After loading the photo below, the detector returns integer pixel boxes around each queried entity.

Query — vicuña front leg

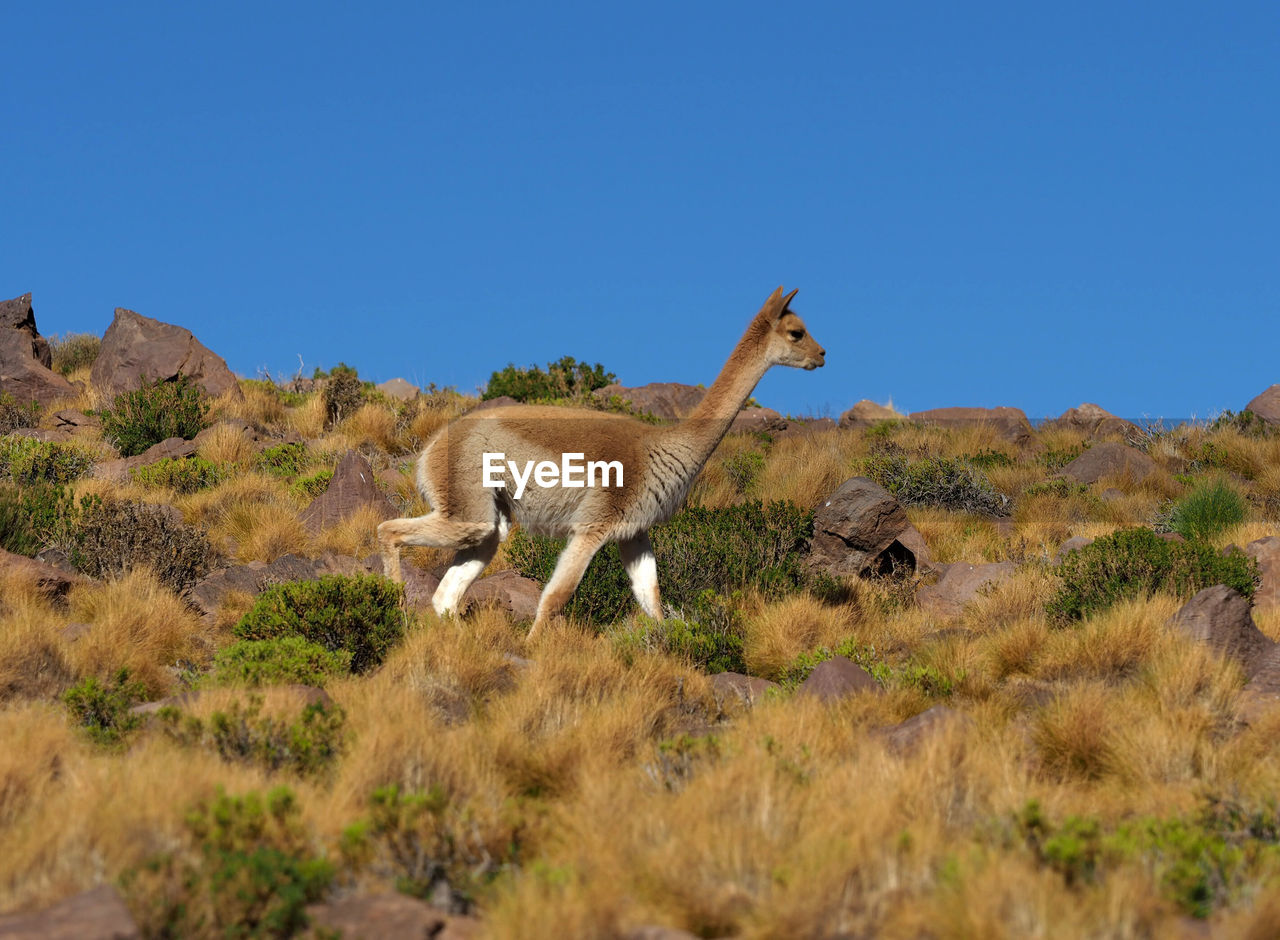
[619,531,661,619]
[527,530,608,641]
[377,512,495,584]
[432,530,500,617]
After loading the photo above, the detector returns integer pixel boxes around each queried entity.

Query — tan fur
[378,286,825,638]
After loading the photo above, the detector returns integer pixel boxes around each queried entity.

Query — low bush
[208,637,352,687]
[125,786,334,938]
[233,575,406,673]
[160,696,347,776]
[130,455,228,493]
[48,331,101,375]
[0,393,40,435]
[256,441,311,478]
[63,669,147,746]
[1208,409,1273,438]
[98,374,210,457]
[1167,477,1247,541]
[60,497,214,594]
[0,436,95,485]
[483,355,616,403]
[863,454,1010,515]
[611,591,747,673]
[1047,528,1259,622]
[506,500,813,624]
[322,363,365,425]
[722,449,766,494]
[288,468,332,501]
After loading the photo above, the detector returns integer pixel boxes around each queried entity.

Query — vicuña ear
[779,288,799,316]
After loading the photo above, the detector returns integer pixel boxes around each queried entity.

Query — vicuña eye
[788,329,805,340]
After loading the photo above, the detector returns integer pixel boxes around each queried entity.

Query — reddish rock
[1044,403,1138,439]
[187,554,335,618]
[377,377,419,402]
[0,548,85,603]
[1170,585,1275,675]
[1246,537,1280,610]
[52,409,98,429]
[306,893,479,940]
[464,569,542,620]
[1245,385,1280,425]
[730,406,788,434]
[710,671,780,708]
[839,399,903,429]
[300,451,397,534]
[467,395,518,412]
[908,406,1033,445]
[0,292,53,367]
[90,307,240,400]
[808,477,932,577]
[0,329,79,408]
[593,382,705,420]
[402,563,443,612]
[1053,535,1095,563]
[1060,441,1156,484]
[0,885,140,939]
[917,561,1018,619]
[882,705,972,756]
[777,416,837,436]
[796,656,882,702]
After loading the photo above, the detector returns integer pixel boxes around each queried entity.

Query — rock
[622,928,702,940]
[908,406,1033,445]
[187,553,333,618]
[1044,403,1138,439]
[730,406,788,434]
[402,563,443,612]
[52,409,98,429]
[0,329,79,408]
[917,561,1018,619]
[464,569,542,620]
[1099,487,1126,502]
[90,307,240,400]
[710,672,780,709]
[377,377,419,402]
[306,893,480,940]
[1245,385,1280,425]
[1170,585,1275,675]
[839,399,903,429]
[796,656,882,702]
[808,477,932,577]
[300,451,397,534]
[0,292,53,367]
[467,395,518,412]
[1246,537,1280,610]
[1053,535,1095,563]
[882,705,972,755]
[0,547,85,603]
[1059,441,1157,484]
[0,884,140,939]
[593,382,705,420]
[777,416,837,436]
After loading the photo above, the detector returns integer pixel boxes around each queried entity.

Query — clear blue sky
[5,2,1278,420]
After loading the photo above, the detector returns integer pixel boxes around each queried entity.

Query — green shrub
[256,441,311,478]
[483,355,616,403]
[63,669,147,746]
[0,484,40,555]
[160,696,347,776]
[1168,477,1247,541]
[722,449,766,494]
[241,377,308,408]
[130,455,227,493]
[0,436,95,485]
[233,575,406,673]
[125,786,333,938]
[322,363,365,425]
[60,497,214,594]
[1022,478,1091,499]
[506,500,813,624]
[288,468,332,501]
[98,374,210,457]
[0,483,83,556]
[1038,445,1085,471]
[0,393,40,435]
[209,637,352,687]
[965,449,1016,469]
[1209,409,1273,438]
[610,591,747,673]
[1047,528,1259,622]
[48,332,101,375]
[863,454,1010,516]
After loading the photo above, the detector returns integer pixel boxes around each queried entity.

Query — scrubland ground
[3,375,1280,938]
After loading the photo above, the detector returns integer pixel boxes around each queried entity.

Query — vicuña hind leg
[619,531,661,619]
[432,529,500,617]
[527,530,609,641]
[377,512,496,583]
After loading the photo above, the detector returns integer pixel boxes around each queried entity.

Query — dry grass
[195,421,257,465]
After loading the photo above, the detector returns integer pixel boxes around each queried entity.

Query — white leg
[430,533,499,616]
[619,531,662,619]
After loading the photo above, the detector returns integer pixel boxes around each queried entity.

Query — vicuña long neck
[665,326,770,466]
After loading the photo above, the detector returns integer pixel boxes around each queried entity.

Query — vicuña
[378,286,826,639]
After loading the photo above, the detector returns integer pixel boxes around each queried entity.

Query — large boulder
[710,672,780,709]
[464,569,542,620]
[881,704,973,756]
[1169,585,1275,674]
[730,406,788,434]
[909,406,1033,445]
[306,893,480,940]
[1245,537,1280,610]
[917,561,1018,618]
[301,451,398,534]
[1045,403,1138,440]
[0,329,78,408]
[0,885,140,939]
[0,548,86,604]
[377,377,419,402]
[839,399,903,429]
[1245,385,1280,425]
[808,477,932,577]
[0,292,52,367]
[1059,441,1156,484]
[796,656,882,702]
[593,382,705,420]
[90,308,240,400]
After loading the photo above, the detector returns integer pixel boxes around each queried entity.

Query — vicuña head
[378,285,825,640]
